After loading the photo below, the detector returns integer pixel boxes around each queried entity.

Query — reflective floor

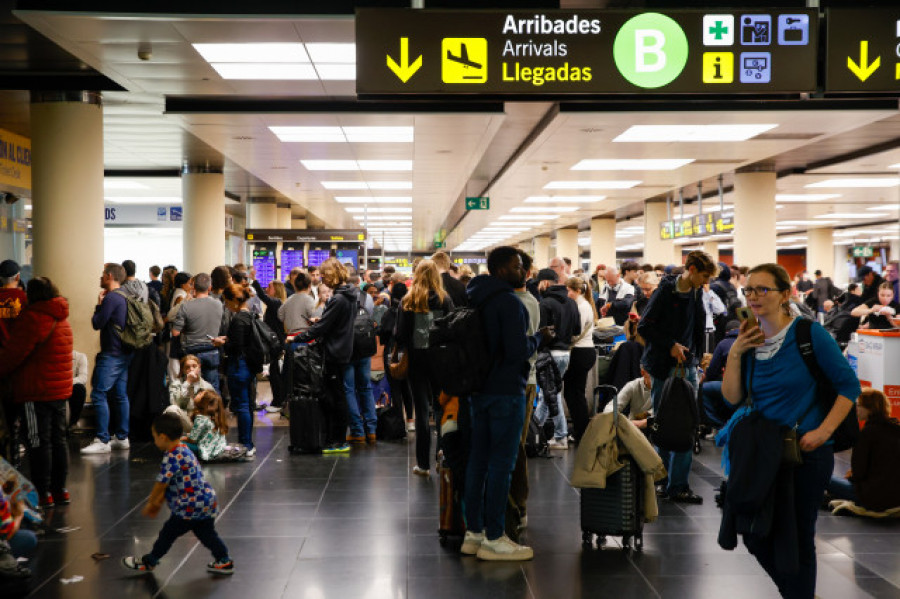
[8,406,900,599]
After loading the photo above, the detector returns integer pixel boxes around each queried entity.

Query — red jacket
[0,297,74,403]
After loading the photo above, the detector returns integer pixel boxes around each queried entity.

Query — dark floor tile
[299,533,409,558]
[407,568,532,599]
[649,574,779,599]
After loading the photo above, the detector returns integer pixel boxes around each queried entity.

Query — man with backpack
[460,246,551,562]
[82,263,133,455]
[637,251,716,504]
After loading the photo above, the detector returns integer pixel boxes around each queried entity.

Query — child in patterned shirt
[184,390,228,462]
[122,412,234,575]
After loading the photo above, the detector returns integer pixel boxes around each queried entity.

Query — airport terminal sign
[660,210,734,240]
[826,10,900,92]
[357,9,817,94]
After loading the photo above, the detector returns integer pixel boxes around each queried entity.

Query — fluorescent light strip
[815,213,890,219]
[775,194,842,202]
[614,124,778,143]
[544,181,641,190]
[806,178,900,189]
[271,127,412,143]
[353,216,412,221]
[523,195,605,203]
[571,159,694,171]
[510,206,579,213]
[193,43,310,63]
[868,204,899,210]
[304,43,356,64]
[105,197,182,204]
[498,215,558,221]
[335,197,412,203]
[345,207,412,213]
[301,160,413,171]
[777,220,839,226]
[324,181,412,190]
[211,63,317,80]
[104,180,149,190]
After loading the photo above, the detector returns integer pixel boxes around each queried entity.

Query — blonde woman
[396,260,455,476]
[563,277,597,443]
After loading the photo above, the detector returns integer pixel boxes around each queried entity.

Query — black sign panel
[826,9,900,92]
[357,9,817,95]
[659,210,733,240]
[246,229,366,243]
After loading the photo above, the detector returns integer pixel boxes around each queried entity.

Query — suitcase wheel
[581,532,594,547]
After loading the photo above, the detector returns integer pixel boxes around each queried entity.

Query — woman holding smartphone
[721,263,860,599]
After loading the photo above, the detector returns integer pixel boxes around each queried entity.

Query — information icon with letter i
[702,52,734,83]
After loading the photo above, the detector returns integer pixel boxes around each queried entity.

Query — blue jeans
[534,351,570,441]
[651,365,698,495]
[226,357,253,450]
[196,349,221,394]
[343,358,377,437]
[90,352,133,443]
[747,445,834,599]
[9,529,38,558]
[701,381,736,428]
[144,514,229,566]
[464,393,526,540]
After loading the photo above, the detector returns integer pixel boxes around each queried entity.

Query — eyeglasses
[742,286,776,297]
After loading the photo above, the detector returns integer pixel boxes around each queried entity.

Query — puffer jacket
[0,296,74,402]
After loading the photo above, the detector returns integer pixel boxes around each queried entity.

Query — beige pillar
[590,217,616,270]
[556,228,579,269]
[276,202,292,229]
[806,228,834,277]
[702,240,720,262]
[182,169,225,274]
[291,218,307,230]
[533,235,551,269]
[31,92,104,360]
[247,198,278,229]
[833,243,850,287]
[644,201,679,265]
[733,171,777,266]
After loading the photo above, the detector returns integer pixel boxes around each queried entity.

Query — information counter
[848,329,900,418]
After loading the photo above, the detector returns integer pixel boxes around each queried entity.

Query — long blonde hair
[566,276,598,321]
[402,259,446,313]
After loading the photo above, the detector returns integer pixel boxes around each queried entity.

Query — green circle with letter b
[614,13,688,89]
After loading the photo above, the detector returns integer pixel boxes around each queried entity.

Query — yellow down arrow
[847,41,880,82]
[386,37,422,83]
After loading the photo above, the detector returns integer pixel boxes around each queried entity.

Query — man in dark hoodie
[294,258,357,454]
[460,246,550,562]
[638,250,716,504]
[534,268,581,450]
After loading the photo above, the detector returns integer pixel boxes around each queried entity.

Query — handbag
[388,346,409,380]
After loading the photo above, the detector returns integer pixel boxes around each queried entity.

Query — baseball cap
[536,268,558,283]
[0,260,20,278]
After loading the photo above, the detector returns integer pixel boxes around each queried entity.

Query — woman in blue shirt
[722,263,859,599]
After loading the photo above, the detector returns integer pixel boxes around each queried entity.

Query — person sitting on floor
[826,388,900,512]
[166,354,213,433]
[184,390,230,462]
[604,367,653,430]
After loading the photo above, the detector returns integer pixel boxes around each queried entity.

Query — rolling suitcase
[285,343,327,454]
[287,393,325,454]
[580,385,644,551]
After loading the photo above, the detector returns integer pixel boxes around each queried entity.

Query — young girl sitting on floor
[184,391,229,462]
[167,354,214,433]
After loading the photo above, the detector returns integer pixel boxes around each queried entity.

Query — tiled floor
[8,403,900,599]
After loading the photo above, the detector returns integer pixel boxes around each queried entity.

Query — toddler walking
[122,412,234,575]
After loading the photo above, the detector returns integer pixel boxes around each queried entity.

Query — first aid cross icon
[703,15,734,47]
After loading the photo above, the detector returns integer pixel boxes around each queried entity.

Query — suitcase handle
[593,384,620,423]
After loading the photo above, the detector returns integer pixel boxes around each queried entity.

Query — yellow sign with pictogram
[442,38,488,84]
[702,52,734,83]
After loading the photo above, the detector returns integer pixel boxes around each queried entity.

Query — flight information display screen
[280,249,304,280]
[307,250,332,268]
[252,249,276,288]
[335,249,358,269]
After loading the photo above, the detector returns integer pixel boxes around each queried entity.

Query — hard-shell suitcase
[580,385,644,551]
[287,394,325,454]
[438,457,465,544]
[285,343,326,454]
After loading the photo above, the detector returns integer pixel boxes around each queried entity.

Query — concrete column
[533,235,551,269]
[644,201,679,265]
[733,171,777,266]
[291,218,307,230]
[833,243,850,288]
[590,217,616,270]
[30,92,103,360]
[276,202,292,229]
[556,228,579,269]
[247,198,278,229]
[182,168,225,274]
[807,227,834,277]
[702,240,719,262]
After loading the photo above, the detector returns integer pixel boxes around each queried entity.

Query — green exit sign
[434,241,445,249]
[852,246,873,258]
[466,196,490,210]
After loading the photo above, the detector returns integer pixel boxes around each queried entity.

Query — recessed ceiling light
[889,163,900,169]
[571,159,694,171]
[353,215,412,221]
[359,160,413,171]
[323,181,367,190]
[322,181,413,190]
[775,194,842,202]
[815,212,890,219]
[777,220,839,226]
[345,207,412,213]
[301,160,413,171]
[105,197,182,204]
[334,197,412,203]
[544,181,641,190]
[498,214,559,220]
[806,178,900,188]
[368,181,413,190]
[103,180,149,190]
[868,204,899,210]
[614,124,778,143]
[490,221,543,227]
[193,43,309,63]
[210,63,317,80]
[271,126,412,143]
[524,196,605,203]
[510,206,579,213]
[270,126,345,142]
[304,43,356,63]
[343,127,413,143]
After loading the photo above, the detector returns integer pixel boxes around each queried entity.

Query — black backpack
[245,314,282,374]
[524,412,553,458]
[794,318,859,452]
[351,299,378,361]
[712,281,741,319]
[427,288,505,397]
[535,350,561,418]
[651,367,700,452]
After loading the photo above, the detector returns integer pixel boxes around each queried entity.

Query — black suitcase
[287,393,325,454]
[580,385,644,551]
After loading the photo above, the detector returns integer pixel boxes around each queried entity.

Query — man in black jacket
[535,268,581,449]
[637,250,716,504]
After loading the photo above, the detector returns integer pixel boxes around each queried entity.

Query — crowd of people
[0,248,897,591]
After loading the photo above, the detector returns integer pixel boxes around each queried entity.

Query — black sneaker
[207,558,234,575]
[122,556,154,572]
[669,489,703,505]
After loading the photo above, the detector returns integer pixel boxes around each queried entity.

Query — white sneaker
[548,438,568,450]
[460,530,485,556]
[246,447,257,458]
[476,534,533,561]
[412,466,430,478]
[406,420,415,432]
[265,405,282,414]
[110,438,130,450]
[81,438,111,454]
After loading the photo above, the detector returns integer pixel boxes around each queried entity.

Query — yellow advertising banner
[0,128,32,191]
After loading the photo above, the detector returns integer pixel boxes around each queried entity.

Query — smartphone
[205,334,215,340]
[736,306,758,329]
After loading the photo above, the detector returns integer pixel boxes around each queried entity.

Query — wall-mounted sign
[357,9,817,95]
[852,246,874,258]
[0,128,31,191]
[245,229,367,242]
[104,204,182,227]
[659,210,733,240]
[826,9,900,92]
[465,196,490,210]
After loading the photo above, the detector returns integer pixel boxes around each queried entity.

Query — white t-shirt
[572,296,595,349]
